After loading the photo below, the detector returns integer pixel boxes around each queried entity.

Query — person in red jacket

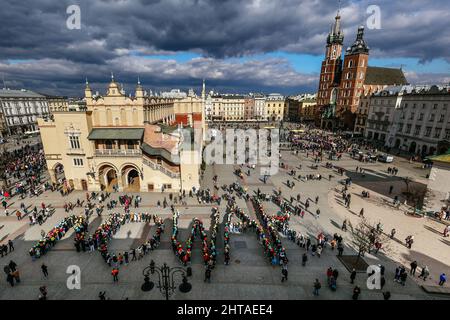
[111,268,119,282]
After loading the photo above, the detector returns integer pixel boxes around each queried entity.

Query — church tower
[337,26,369,127]
[317,10,344,128]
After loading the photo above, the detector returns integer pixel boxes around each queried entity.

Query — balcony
[94,149,142,157]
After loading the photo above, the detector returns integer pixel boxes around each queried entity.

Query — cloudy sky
[0,0,449,97]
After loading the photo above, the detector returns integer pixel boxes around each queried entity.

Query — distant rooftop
[0,88,46,98]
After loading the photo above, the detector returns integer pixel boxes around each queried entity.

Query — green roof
[141,143,180,164]
[87,128,144,140]
[428,148,450,164]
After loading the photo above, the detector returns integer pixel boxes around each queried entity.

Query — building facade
[0,89,50,135]
[45,95,69,113]
[286,97,301,122]
[388,85,450,156]
[265,93,285,121]
[38,78,203,193]
[364,86,405,144]
[253,94,266,121]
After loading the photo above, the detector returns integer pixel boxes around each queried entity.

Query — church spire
[201,78,206,100]
[327,3,344,45]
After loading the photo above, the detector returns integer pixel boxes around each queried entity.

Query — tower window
[348,60,353,68]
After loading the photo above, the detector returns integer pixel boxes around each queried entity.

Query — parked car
[378,153,394,163]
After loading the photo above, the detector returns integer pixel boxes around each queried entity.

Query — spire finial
[337,0,341,15]
[111,71,114,81]
[85,77,89,85]
[137,75,141,85]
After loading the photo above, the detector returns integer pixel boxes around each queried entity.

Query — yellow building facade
[38,78,202,193]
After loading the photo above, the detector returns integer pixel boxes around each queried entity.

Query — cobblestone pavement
[0,148,448,300]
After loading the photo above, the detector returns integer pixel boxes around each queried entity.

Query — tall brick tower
[336,26,369,129]
[317,11,344,130]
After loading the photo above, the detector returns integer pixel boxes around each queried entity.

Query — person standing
[99,291,106,300]
[41,264,48,278]
[112,268,119,282]
[400,271,407,286]
[410,261,418,276]
[350,269,356,284]
[281,264,288,282]
[8,240,14,252]
[418,266,430,281]
[313,279,321,296]
[204,267,211,283]
[302,253,308,266]
[352,286,361,300]
[439,273,446,286]
[39,286,47,300]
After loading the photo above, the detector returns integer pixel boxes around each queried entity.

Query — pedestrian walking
[410,261,418,276]
[41,264,48,278]
[350,269,356,284]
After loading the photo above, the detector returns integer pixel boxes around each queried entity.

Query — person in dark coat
[352,286,361,300]
[350,269,357,284]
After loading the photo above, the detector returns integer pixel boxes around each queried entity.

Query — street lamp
[141,260,192,300]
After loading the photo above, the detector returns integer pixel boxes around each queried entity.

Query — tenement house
[390,85,450,157]
[0,88,50,135]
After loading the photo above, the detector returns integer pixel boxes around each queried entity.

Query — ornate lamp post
[141,260,192,300]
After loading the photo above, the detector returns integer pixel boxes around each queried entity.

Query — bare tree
[348,218,391,265]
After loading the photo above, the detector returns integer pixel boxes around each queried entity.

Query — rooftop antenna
[337,0,341,15]
[2,74,6,89]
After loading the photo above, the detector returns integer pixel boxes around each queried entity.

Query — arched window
[348,60,353,68]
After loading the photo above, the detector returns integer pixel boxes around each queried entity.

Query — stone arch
[120,163,141,192]
[98,163,119,192]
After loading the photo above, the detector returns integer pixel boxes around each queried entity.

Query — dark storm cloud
[0,0,448,96]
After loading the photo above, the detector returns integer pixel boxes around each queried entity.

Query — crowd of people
[171,207,219,274]
[29,215,86,260]
[75,212,164,269]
